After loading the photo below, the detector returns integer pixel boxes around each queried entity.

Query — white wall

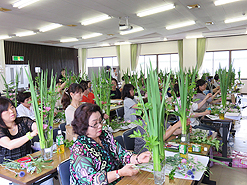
[207,35,247,51]
[140,41,178,55]
[183,38,197,69]
[0,40,5,93]
[87,46,116,58]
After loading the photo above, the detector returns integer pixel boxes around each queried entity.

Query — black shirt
[0,117,33,164]
[110,89,121,99]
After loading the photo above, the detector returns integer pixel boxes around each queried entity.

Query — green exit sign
[12,56,24,61]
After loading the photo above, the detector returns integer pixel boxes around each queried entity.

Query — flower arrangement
[130,64,171,181]
[108,117,130,131]
[25,68,58,150]
[91,69,112,124]
[218,64,233,109]
[1,72,20,107]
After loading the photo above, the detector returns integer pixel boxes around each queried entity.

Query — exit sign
[12,56,24,61]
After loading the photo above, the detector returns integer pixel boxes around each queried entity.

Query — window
[200,51,229,76]
[86,56,118,74]
[158,54,179,73]
[136,55,157,76]
[232,50,247,78]
[136,53,179,76]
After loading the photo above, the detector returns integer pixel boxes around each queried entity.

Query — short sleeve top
[0,117,34,164]
[124,97,138,122]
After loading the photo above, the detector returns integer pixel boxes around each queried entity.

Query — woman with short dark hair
[110,78,121,99]
[70,103,150,185]
[16,91,35,120]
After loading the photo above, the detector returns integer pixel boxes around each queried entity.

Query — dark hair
[61,83,83,110]
[121,84,135,100]
[111,78,118,88]
[0,97,15,129]
[71,103,103,135]
[196,79,206,93]
[61,68,65,72]
[80,80,88,92]
[214,74,219,81]
[17,91,31,103]
[173,83,180,97]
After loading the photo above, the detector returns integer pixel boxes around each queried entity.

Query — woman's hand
[103,114,109,120]
[204,109,211,115]
[119,164,139,177]
[205,93,212,100]
[137,151,151,163]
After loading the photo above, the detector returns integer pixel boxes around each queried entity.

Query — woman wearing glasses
[70,103,151,185]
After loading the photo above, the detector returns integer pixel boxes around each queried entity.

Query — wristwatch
[116,170,120,179]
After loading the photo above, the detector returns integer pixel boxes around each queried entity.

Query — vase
[41,145,53,160]
[219,108,225,120]
[179,134,188,159]
[153,159,165,185]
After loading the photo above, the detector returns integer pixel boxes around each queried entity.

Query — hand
[103,114,109,120]
[186,118,191,126]
[30,130,38,137]
[206,93,212,100]
[137,151,151,163]
[204,109,211,115]
[119,164,139,177]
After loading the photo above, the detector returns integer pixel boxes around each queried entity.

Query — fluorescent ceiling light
[114,42,131,45]
[137,4,175,17]
[39,23,62,32]
[225,16,247,23]
[81,15,111,26]
[16,31,36,37]
[0,35,11,40]
[120,27,144,35]
[166,21,196,30]
[99,43,110,47]
[60,38,78,43]
[13,0,40,9]
[185,34,203,39]
[163,37,168,41]
[214,0,240,6]
[82,33,102,39]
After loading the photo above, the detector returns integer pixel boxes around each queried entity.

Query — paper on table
[206,115,220,120]
[225,112,240,117]
[139,151,209,181]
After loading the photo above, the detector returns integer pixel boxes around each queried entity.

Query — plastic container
[56,130,64,154]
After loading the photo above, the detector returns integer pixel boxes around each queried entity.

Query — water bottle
[56,130,64,154]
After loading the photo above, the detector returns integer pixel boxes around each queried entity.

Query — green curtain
[178,40,183,69]
[80,48,87,73]
[197,38,206,70]
[116,45,120,66]
[131,44,141,71]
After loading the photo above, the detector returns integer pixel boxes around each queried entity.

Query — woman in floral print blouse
[70,103,151,185]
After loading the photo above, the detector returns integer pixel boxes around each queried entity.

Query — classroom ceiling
[1,0,247,48]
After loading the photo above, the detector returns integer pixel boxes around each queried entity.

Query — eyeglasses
[89,119,105,128]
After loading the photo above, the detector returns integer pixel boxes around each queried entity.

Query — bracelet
[136,155,141,164]
[26,132,33,140]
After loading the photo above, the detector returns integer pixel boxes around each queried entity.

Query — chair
[116,107,124,119]
[57,159,70,185]
[122,127,136,150]
[59,123,66,132]
[114,135,125,149]
[53,128,60,142]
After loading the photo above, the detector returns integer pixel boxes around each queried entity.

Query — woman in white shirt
[16,91,35,120]
[61,83,84,125]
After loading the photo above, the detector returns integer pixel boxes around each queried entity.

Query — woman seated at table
[70,103,151,185]
[110,78,121,99]
[62,83,84,125]
[0,97,38,163]
[122,84,138,122]
[80,80,95,104]
[16,91,35,120]
[193,79,221,112]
